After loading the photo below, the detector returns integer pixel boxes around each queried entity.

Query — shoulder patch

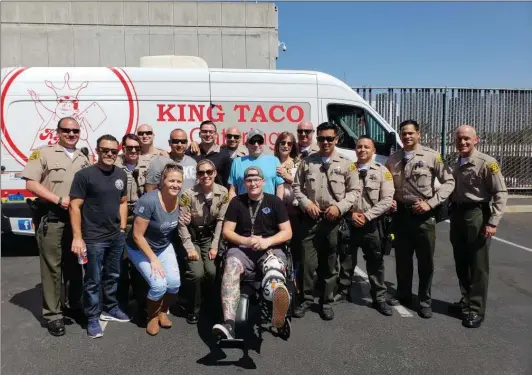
[384,170,393,181]
[487,161,500,174]
[179,193,191,207]
[28,150,40,161]
[435,154,442,164]
[348,162,357,172]
[222,193,229,204]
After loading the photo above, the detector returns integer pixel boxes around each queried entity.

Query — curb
[505,206,532,213]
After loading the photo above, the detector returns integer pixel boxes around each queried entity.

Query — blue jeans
[84,234,125,320]
[127,243,181,301]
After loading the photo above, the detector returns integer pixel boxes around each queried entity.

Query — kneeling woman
[179,159,230,324]
[126,163,182,335]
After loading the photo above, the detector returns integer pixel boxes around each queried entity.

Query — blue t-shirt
[127,190,179,252]
[228,154,284,195]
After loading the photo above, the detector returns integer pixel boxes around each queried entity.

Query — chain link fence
[354,87,532,191]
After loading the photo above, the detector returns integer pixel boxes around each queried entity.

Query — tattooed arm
[221,256,244,322]
[223,220,258,248]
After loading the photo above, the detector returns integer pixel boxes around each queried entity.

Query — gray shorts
[226,247,287,279]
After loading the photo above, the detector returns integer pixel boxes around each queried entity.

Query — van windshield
[327,103,391,154]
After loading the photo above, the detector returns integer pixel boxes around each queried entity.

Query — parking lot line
[354,267,414,317]
[442,220,532,253]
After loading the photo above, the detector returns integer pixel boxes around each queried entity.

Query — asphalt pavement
[2,213,532,375]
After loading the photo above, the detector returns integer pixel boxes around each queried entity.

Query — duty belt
[450,201,489,211]
[190,223,216,241]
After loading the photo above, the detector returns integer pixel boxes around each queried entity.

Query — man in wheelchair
[212,166,293,340]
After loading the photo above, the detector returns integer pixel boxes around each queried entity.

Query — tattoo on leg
[221,257,244,321]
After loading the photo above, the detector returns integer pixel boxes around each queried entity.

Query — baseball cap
[243,166,264,180]
[247,129,265,141]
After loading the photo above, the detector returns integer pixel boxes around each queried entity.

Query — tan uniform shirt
[114,155,141,205]
[298,143,320,158]
[353,162,395,221]
[386,145,455,208]
[293,150,361,215]
[137,148,168,191]
[178,183,230,252]
[22,144,91,198]
[222,144,248,159]
[450,149,508,227]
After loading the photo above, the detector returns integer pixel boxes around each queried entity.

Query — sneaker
[271,285,290,328]
[87,319,103,339]
[100,307,130,322]
[212,323,235,340]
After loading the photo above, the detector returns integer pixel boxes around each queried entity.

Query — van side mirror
[386,132,396,150]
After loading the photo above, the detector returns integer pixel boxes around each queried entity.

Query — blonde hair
[159,162,183,188]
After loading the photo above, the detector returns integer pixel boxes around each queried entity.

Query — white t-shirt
[64,148,76,159]
[404,151,415,160]
[459,157,469,166]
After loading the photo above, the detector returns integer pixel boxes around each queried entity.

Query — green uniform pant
[338,222,387,302]
[450,205,491,316]
[301,215,340,308]
[36,217,83,321]
[394,210,436,308]
[184,237,217,314]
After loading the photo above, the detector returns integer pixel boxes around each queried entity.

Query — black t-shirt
[186,146,233,188]
[69,165,127,244]
[224,193,289,240]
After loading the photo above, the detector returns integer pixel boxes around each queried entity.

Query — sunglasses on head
[125,146,141,152]
[248,138,264,145]
[317,136,337,143]
[280,141,293,147]
[227,134,240,140]
[137,131,153,136]
[59,127,80,135]
[297,129,313,135]
[197,169,215,177]
[98,147,119,155]
[170,138,188,144]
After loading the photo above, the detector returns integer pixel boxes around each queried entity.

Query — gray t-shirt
[127,190,179,252]
[146,155,197,195]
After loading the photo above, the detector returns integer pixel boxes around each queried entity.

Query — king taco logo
[1,68,138,166]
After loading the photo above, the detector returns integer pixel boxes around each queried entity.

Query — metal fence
[353,87,532,190]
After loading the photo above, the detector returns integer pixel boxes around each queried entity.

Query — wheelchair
[216,242,298,348]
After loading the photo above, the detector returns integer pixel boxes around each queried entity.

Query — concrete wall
[0,1,279,69]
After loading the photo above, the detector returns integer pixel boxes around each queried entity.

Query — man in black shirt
[185,120,233,188]
[70,134,130,339]
[212,166,292,340]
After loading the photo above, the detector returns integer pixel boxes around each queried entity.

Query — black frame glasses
[98,147,119,155]
[58,127,80,134]
[124,146,141,152]
[226,134,240,140]
[170,138,188,144]
[248,138,264,145]
[137,131,153,136]
[297,129,313,135]
[317,136,337,143]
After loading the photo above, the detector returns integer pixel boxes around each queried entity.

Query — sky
[275,2,532,88]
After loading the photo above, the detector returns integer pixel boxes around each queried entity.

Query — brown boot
[146,298,162,336]
[159,293,177,329]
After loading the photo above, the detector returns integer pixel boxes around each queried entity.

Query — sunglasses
[280,141,293,147]
[170,138,188,144]
[317,136,337,143]
[59,127,80,135]
[227,134,240,140]
[98,147,119,155]
[125,146,141,152]
[248,138,264,145]
[297,129,313,135]
[137,131,153,136]
[197,169,215,177]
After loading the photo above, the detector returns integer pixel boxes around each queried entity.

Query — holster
[189,222,217,243]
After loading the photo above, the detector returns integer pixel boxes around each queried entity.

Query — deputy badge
[179,194,191,207]
[348,162,357,172]
[28,150,40,161]
[487,161,500,174]
[384,170,393,181]
[435,154,443,164]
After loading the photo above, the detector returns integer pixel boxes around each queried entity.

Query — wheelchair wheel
[278,317,291,340]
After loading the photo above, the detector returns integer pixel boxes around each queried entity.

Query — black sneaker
[293,302,312,318]
[418,306,433,319]
[212,323,235,340]
[47,319,66,337]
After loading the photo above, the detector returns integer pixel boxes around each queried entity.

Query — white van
[1,58,401,236]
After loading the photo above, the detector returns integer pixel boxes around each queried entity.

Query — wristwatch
[57,196,63,206]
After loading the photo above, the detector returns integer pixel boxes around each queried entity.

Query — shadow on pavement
[385,281,461,320]
[1,234,38,257]
[9,283,44,325]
